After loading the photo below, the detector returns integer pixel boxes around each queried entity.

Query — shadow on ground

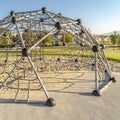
[0,98,46,107]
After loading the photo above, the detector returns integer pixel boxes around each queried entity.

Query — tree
[117,34,120,47]
[61,32,73,45]
[110,31,118,49]
[0,31,13,47]
[12,34,21,47]
[0,35,8,47]
[22,30,36,47]
[0,28,7,47]
[42,35,52,45]
[37,31,52,46]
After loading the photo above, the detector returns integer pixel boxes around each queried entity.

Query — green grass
[32,46,93,58]
[33,46,120,62]
[0,46,120,62]
[32,46,81,56]
[105,48,120,62]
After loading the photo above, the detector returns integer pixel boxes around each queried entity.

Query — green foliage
[110,33,117,45]
[0,31,13,47]
[37,31,52,45]
[117,35,120,46]
[42,35,52,45]
[110,31,120,47]
[0,35,8,46]
[22,30,36,46]
[61,32,73,43]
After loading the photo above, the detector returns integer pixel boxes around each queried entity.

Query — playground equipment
[0,7,116,106]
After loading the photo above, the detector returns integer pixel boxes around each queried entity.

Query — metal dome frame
[0,7,116,106]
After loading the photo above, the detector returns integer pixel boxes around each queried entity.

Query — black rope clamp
[100,44,104,49]
[76,19,82,25]
[11,17,17,24]
[41,7,47,14]
[92,45,99,52]
[22,48,29,57]
[55,22,62,30]
[10,11,15,16]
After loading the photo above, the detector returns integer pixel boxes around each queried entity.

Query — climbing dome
[0,7,116,106]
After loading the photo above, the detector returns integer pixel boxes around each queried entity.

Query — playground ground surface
[0,71,120,120]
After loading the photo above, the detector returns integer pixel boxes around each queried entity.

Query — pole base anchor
[92,90,101,96]
[46,98,56,107]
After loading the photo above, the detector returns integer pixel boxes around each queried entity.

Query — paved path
[0,72,120,120]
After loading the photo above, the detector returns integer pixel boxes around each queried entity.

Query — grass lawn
[35,46,120,62]
[33,46,81,56]
[0,46,120,62]
[105,48,120,62]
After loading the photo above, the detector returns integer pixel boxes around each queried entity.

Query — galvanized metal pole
[95,52,98,91]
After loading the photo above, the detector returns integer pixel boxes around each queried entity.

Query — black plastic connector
[11,17,17,24]
[92,45,99,52]
[109,77,116,82]
[40,18,44,22]
[10,11,15,16]
[55,22,62,30]
[76,19,82,25]
[92,90,101,96]
[100,44,104,49]
[41,7,47,14]
[22,48,29,57]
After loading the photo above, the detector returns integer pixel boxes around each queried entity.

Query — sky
[0,0,120,34]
